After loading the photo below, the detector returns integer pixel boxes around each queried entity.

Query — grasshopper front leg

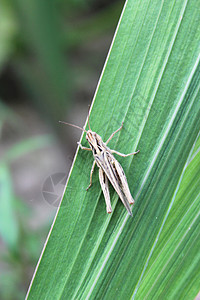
[105,122,123,145]
[86,160,96,190]
[77,142,91,151]
[78,141,95,190]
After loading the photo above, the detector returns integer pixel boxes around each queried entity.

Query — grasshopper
[59,117,139,216]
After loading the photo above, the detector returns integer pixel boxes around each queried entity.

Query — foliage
[26,0,200,299]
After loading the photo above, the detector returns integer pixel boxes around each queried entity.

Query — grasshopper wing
[99,168,112,213]
[95,151,133,216]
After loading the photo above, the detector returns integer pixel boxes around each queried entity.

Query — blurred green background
[0,0,124,298]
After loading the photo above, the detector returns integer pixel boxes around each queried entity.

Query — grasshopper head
[86,130,96,144]
[86,130,102,154]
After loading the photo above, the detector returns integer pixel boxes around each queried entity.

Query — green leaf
[0,164,19,251]
[26,0,200,299]
[14,0,70,122]
[136,134,200,299]
[0,0,17,70]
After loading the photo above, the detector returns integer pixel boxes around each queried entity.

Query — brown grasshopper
[59,117,139,216]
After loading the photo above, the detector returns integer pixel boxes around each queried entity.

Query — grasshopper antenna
[59,121,87,133]
[87,105,91,130]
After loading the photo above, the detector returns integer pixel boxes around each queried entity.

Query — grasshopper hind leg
[99,168,112,214]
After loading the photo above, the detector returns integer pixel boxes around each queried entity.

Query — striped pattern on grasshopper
[59,119,139,216]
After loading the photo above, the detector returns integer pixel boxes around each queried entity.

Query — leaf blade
[26,0,200,299]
